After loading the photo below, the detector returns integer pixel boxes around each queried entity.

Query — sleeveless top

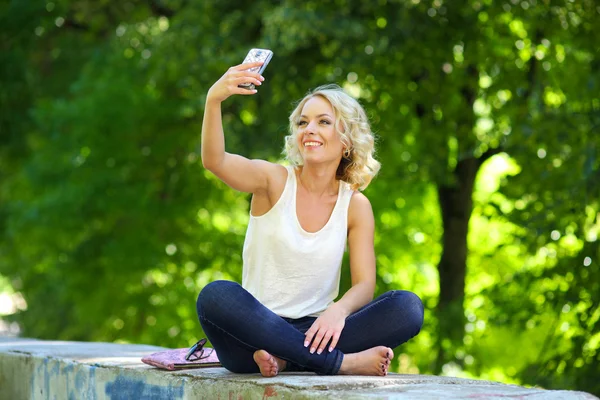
[241,165,355,319]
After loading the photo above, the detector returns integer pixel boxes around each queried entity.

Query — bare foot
[253,350,287,377]
[338,346,393,376]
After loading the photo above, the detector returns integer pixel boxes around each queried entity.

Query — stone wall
[1,337,597,400]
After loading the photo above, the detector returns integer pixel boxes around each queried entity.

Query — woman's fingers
[230,70,264,83]
[219,77,261,96]
[234,87,258,95]
[309,329,327,354]
[228,66,264,82]
[328,332,341,352]
[233,76,262,88]
[207,64,265,102]
[304,322,324,352]
[304,324,317,348]
[226,72,263,94]
[231,61,264,71]
[316,331,334,354]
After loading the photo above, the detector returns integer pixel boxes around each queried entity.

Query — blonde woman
[197,61,424,377]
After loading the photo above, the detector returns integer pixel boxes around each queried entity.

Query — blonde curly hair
[283,84,381,191]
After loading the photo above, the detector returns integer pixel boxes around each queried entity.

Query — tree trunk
[434,157,479,373]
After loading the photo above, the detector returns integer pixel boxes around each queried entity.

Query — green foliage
[1,0,599,395]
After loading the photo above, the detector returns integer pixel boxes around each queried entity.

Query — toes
[271,357,280,374]
[254,351,280,377]
[387,348,395,360]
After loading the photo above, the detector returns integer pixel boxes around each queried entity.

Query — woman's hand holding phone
[206,62,265,104]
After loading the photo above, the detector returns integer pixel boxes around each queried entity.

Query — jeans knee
[406,292,425,335]
[394,290,424,333]
[197,280,241,319]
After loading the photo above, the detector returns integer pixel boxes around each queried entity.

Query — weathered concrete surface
[1,337,597,400]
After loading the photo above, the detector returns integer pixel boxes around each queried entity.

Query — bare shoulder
[349,191,374,214]
[265,162,288,193]
[247,160,288,203]
[348,191,375,229]
[208,155,288,194]
[252,159,288,179]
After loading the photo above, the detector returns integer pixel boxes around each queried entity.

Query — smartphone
[238,48,273,90]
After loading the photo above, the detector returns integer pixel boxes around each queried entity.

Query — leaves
[1,0,599,395]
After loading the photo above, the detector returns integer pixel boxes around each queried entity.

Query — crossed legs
[196,280,424,376]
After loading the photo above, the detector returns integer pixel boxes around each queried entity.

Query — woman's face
[295,96,345,165]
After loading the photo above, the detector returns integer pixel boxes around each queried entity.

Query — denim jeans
[196,280,424,375]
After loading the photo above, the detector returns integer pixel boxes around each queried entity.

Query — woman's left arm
[304,192,377,354]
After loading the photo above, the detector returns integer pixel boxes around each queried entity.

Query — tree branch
[62,18,90,31]
[522,29,542,101]
[478,146,505,166]
[148,0,175,18]
[460,64,479,107]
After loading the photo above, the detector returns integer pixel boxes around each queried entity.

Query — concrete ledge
[1,337,598,400]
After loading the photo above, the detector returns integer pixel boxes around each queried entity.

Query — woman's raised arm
[201,62,278,194]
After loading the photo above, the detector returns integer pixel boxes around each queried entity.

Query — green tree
[1,0,598,394]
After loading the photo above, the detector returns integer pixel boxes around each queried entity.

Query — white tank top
[242,165,355,319]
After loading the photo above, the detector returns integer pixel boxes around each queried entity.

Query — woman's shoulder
[347,191,374,224]
[348,191,372,210]
[251,160,288,182]
[264,162,291,196]
[250,163,291,215]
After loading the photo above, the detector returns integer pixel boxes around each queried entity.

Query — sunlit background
[1,0,599,396]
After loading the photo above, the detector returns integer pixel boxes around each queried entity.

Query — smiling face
[295,95,345,165]
[284,84,380,190]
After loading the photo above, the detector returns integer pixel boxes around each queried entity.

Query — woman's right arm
[201,62,278,194]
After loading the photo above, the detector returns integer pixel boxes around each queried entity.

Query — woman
[197,61,424,377]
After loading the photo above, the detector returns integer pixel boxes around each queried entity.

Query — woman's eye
[320,120,331,125]
[297,121,307,126]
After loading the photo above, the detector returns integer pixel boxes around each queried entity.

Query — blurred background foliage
[1,0,599,395]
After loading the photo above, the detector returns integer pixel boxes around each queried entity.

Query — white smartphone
[238,48,273,90]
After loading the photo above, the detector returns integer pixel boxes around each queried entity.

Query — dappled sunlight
[0,292,27,316]
[0,276,26,336]
[2,0,599,395]
[465,150,599,389]
[395,353,420,375]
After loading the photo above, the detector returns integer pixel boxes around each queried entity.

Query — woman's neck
[297,165,339,197]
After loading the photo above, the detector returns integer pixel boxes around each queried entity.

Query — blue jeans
[196,280,424,375]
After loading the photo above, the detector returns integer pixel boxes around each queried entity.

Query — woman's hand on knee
[304,305,347,354]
